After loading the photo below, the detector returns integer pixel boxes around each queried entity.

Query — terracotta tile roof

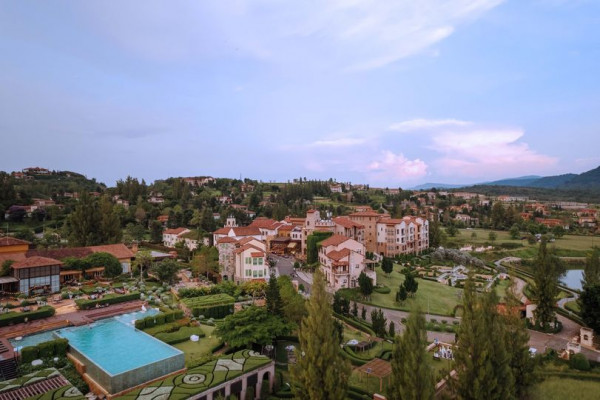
[251,252,265,257]
[88,244,135,259]
[217,237,238,244]
[213,227,231,235]
[231,226,261,236]
[0,237,31,247]
[249,218,278,229]
[234,244,264,254]
[333,217,364,229]
[320,234,350,247]
[238,237,259,245]
[12,256,62,269]
[163,228,189,235]
[0,253,27,264]
[326,248,351,261]
[278,225,293,231]
[28,247,92,260]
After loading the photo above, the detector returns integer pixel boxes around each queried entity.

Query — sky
[0,0,599,188]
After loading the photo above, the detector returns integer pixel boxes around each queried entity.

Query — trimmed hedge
[75,292,140,310]
[373,286,391,294]
[340,347,368,366]
[135,310,184,330]
[192,304,234,319]
[0,306,55,327]
[334,312,376,336]
[180,293,235,308]
[20,338,69,364]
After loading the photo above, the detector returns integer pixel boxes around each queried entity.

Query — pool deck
[0,300,146,340]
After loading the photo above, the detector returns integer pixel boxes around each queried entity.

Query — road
[270,254,312,294]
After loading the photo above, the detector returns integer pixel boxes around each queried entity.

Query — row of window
[244,257,264,265]
[244,268,268,278]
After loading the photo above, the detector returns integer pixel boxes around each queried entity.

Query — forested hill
[482,166,600,191]
[457,185,600,203]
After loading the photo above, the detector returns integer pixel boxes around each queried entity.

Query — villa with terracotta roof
[318,234,375,291]
[348,208,389,253]
[212,226,262,244]
[375,216,429,257]
[233,240,268,283]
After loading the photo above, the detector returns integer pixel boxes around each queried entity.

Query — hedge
[135,310,184,330]
[373,286,391,294]
[180,293,235,309]
[0,306,55,327]
[334,312,376,336]
[75,292,140,310]
[192,304,234,319]
[20,338,69,364]
[154,326,205,345]
[340,347,368,366]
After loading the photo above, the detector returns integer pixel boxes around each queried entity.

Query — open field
[455,229,597,258]
[341,266,462,316]
[530,378,600,400]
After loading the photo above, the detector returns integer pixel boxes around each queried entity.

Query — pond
[561,269,583,291]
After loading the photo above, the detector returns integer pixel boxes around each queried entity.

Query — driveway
[270,254,312,294]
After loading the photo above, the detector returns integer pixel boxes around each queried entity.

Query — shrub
[570,353,591,371]
[75,292,140,310]
[54,339,68,356]
[21,346,39,364]
[0,306,55,327]
[155,326,205,345]
[373,286,391,294]
[37,341,55,358]
[191,304,234,319]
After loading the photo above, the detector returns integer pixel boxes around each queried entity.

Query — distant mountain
[483,175,542,187]
[409,165,600,193]
[409,182,467,190]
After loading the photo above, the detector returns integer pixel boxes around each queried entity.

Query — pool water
[56,312,181,375]
[9,308,159,350]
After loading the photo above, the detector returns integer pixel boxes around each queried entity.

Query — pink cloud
[367,151,428,182]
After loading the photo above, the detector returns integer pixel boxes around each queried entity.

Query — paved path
[270,254,312,294]
[359,303,457,344]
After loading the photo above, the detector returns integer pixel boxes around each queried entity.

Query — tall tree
[216,306,290,348]
[505,279,535,398]
[531,239,564,330]
[291,269,350,400]
[579,284,600,334]
[381,257,394,276]
[151,259,180,284]
[150,220,163,243]
[191,246,219,279]
[428,214,443,248]
[358,271,374,300]
[99,195,122,244]
[582,248,600,287]
[266,273,284,317]
[453,275,498,400]
[403,273,419,296]
[67,191,101,246]
[388,306,434,400]
[278,275,306,327]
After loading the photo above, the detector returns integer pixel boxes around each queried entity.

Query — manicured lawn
[456,229,596,257]
[173,324,222,367]
[531,378,600,400]
[343,267,463,316]
[564,300,581,314]
[348,368,390,396]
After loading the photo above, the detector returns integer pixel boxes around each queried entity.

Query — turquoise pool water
[9,308,159,350]
[56,311,181,375]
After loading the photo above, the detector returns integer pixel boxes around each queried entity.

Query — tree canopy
[215,306,290,347]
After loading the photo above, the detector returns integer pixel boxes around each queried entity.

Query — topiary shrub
[21,346,38,364]
[37,341,54,358]
[570,353,591,371]
[54,338,68,356]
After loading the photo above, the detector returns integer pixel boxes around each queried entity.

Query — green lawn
[455,229,597,257]
[173,324,222,367]
[531,378,600,400]
[564,300,581,314]
[348,368,390,396]
[343,266,463,316]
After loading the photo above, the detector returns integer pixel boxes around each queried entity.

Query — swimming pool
[55,309,184,394]
[9,309,159,350]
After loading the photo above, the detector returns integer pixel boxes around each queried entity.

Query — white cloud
[388,118,472,132]
[366,151,428,181]
[310,137,367,147]
[430,128,557,177]
[78,0,504,70]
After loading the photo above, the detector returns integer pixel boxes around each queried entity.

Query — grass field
[342,266,462,316]
[173,324,221,366]
[348,368,390,396]
[530,378,600,400]
[455,229,597,258]
[564,300,581,314]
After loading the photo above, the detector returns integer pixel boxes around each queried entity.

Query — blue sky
[0,0,598,187]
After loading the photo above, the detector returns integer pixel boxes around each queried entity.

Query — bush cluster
[20,338,69,364]
[0,306,55,327]
[75,292,140,310]
[135,310,184,329]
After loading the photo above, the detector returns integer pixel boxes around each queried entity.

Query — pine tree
[388,306,434,400]
[453,275,497,400]
[351,301,358,318]
[67,191,101,246]
[531,239,564,330]
[396,285,408,303]
[403,273,419,296]
[99,195,122,244]
[266,273,283,317]
[505,279,535,398]
[361,306,367,320]
[582,248,600,287]
[290,269,350,399]
[388,321,396,337]
[382,257,394,276]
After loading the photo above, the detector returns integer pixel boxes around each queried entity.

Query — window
[245,269,251,277]
[253,258,258,265]
[258,258,263,265]
[253,270,258,277]
[245,257,251,264]
[258,269,263,277]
